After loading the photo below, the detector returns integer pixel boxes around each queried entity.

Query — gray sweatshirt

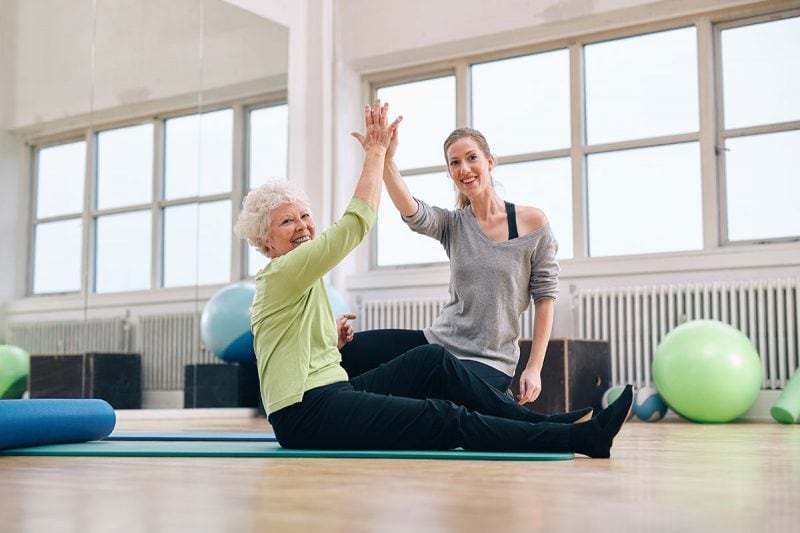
[403,198,560,377]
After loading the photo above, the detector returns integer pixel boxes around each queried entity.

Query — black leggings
[269,344,571,452]
[339,329,512,391]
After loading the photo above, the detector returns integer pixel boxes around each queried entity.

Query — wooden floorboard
[1,411,798,532]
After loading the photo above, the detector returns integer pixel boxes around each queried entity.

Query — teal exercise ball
[652,320,761,423]
[0,344,30,399]
[632,386,668,422]
[201,282,257,364]
[325,283,351,318]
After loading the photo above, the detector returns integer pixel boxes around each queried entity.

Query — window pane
[376,77,456,170]
[471,49,570,155]
[721,16,800,129]
[587,142,702,257]
[163,200,232,287]
[95,211,151,293]
[494,158,573,259]
[164,109,233,200]
[376,172,452,266]
[249,104,288,188]
[585,27,699,145]
[248,246,269,277]
[725,130,800,241]
[97,124,153,209]
[33,219,82,294]
[36,141,85,218]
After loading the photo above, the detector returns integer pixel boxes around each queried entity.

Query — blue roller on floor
[0,399,116,451]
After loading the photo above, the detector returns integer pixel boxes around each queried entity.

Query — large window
[718,15,800,243]
[30,100,288,295]
[369,9,798,268]
[32,141,85,293]
[584,27,701,257]
[375,76,456,267]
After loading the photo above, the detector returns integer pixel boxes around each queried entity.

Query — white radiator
[6,317,132,354]
[358,297,537,338]
[137,313,216,391]
[576,279,799,390]
[6,314,217,392]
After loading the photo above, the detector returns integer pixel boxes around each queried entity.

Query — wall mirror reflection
[3,0,288,410]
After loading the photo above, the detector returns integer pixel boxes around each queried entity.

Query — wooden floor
[1,411,798,533]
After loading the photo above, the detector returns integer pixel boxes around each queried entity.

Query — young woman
[343,126,560,407]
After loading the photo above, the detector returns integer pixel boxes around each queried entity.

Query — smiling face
[263,201,316,259]
[445,136,495,199]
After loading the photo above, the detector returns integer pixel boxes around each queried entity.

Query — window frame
[362,7,800,277]
[26,93,288,298]
[714,10,800,247]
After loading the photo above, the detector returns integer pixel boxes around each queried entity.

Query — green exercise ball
[0,344,30,399]
[652,320,761,423]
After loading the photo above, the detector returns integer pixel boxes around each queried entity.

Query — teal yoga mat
[1,440,574,460]
[106,431,277,441]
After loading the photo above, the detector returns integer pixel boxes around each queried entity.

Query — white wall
[9,0,287,133]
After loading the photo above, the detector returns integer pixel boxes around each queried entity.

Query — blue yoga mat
[0,399,116,451]
[106,431,277,441]
[0,440,574,460]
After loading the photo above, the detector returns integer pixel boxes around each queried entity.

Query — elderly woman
[234,100,632,456]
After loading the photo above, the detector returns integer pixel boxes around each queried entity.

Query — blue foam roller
[0,399,116,450]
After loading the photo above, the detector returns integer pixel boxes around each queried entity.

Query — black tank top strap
[504,201,519,240]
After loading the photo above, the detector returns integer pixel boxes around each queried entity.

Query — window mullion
[697,17,720,251]
[83,129,96,297]
[152,118,164,289]
[231,103,245,281]
[570,41,587,260]
[455,61,469,128]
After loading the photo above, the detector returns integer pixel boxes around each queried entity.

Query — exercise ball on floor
[632,386,668,422]
[201,282,257,364]
[652,320,761,423]
[0,345,30,399]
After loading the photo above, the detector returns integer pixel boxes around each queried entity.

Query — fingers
[339,313,357,321]
[389,114,403,132]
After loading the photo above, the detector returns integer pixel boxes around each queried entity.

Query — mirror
[10,0,288,410]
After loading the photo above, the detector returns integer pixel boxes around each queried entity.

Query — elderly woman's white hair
[234,180,311,256]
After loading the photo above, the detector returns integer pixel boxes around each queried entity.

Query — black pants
[339,329,512,391]
[269,345,571,452]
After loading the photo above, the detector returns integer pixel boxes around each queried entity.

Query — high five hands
[351,100,402,152]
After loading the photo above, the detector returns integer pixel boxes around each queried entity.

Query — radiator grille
[358,297,536,338]
[576,279,799,390]
[137,313,216,390]
[6,317,132,354]
[5,313,216,392]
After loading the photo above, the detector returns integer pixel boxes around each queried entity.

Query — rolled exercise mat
[0,399,116,450]
[0,440,574,460]
[771,369,800,424]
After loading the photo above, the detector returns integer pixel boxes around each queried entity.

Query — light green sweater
[250,198,376,415]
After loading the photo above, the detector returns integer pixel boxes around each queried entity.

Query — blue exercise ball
[633,386,668,422]
[325,283,351,318]
[201,282,256,363]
